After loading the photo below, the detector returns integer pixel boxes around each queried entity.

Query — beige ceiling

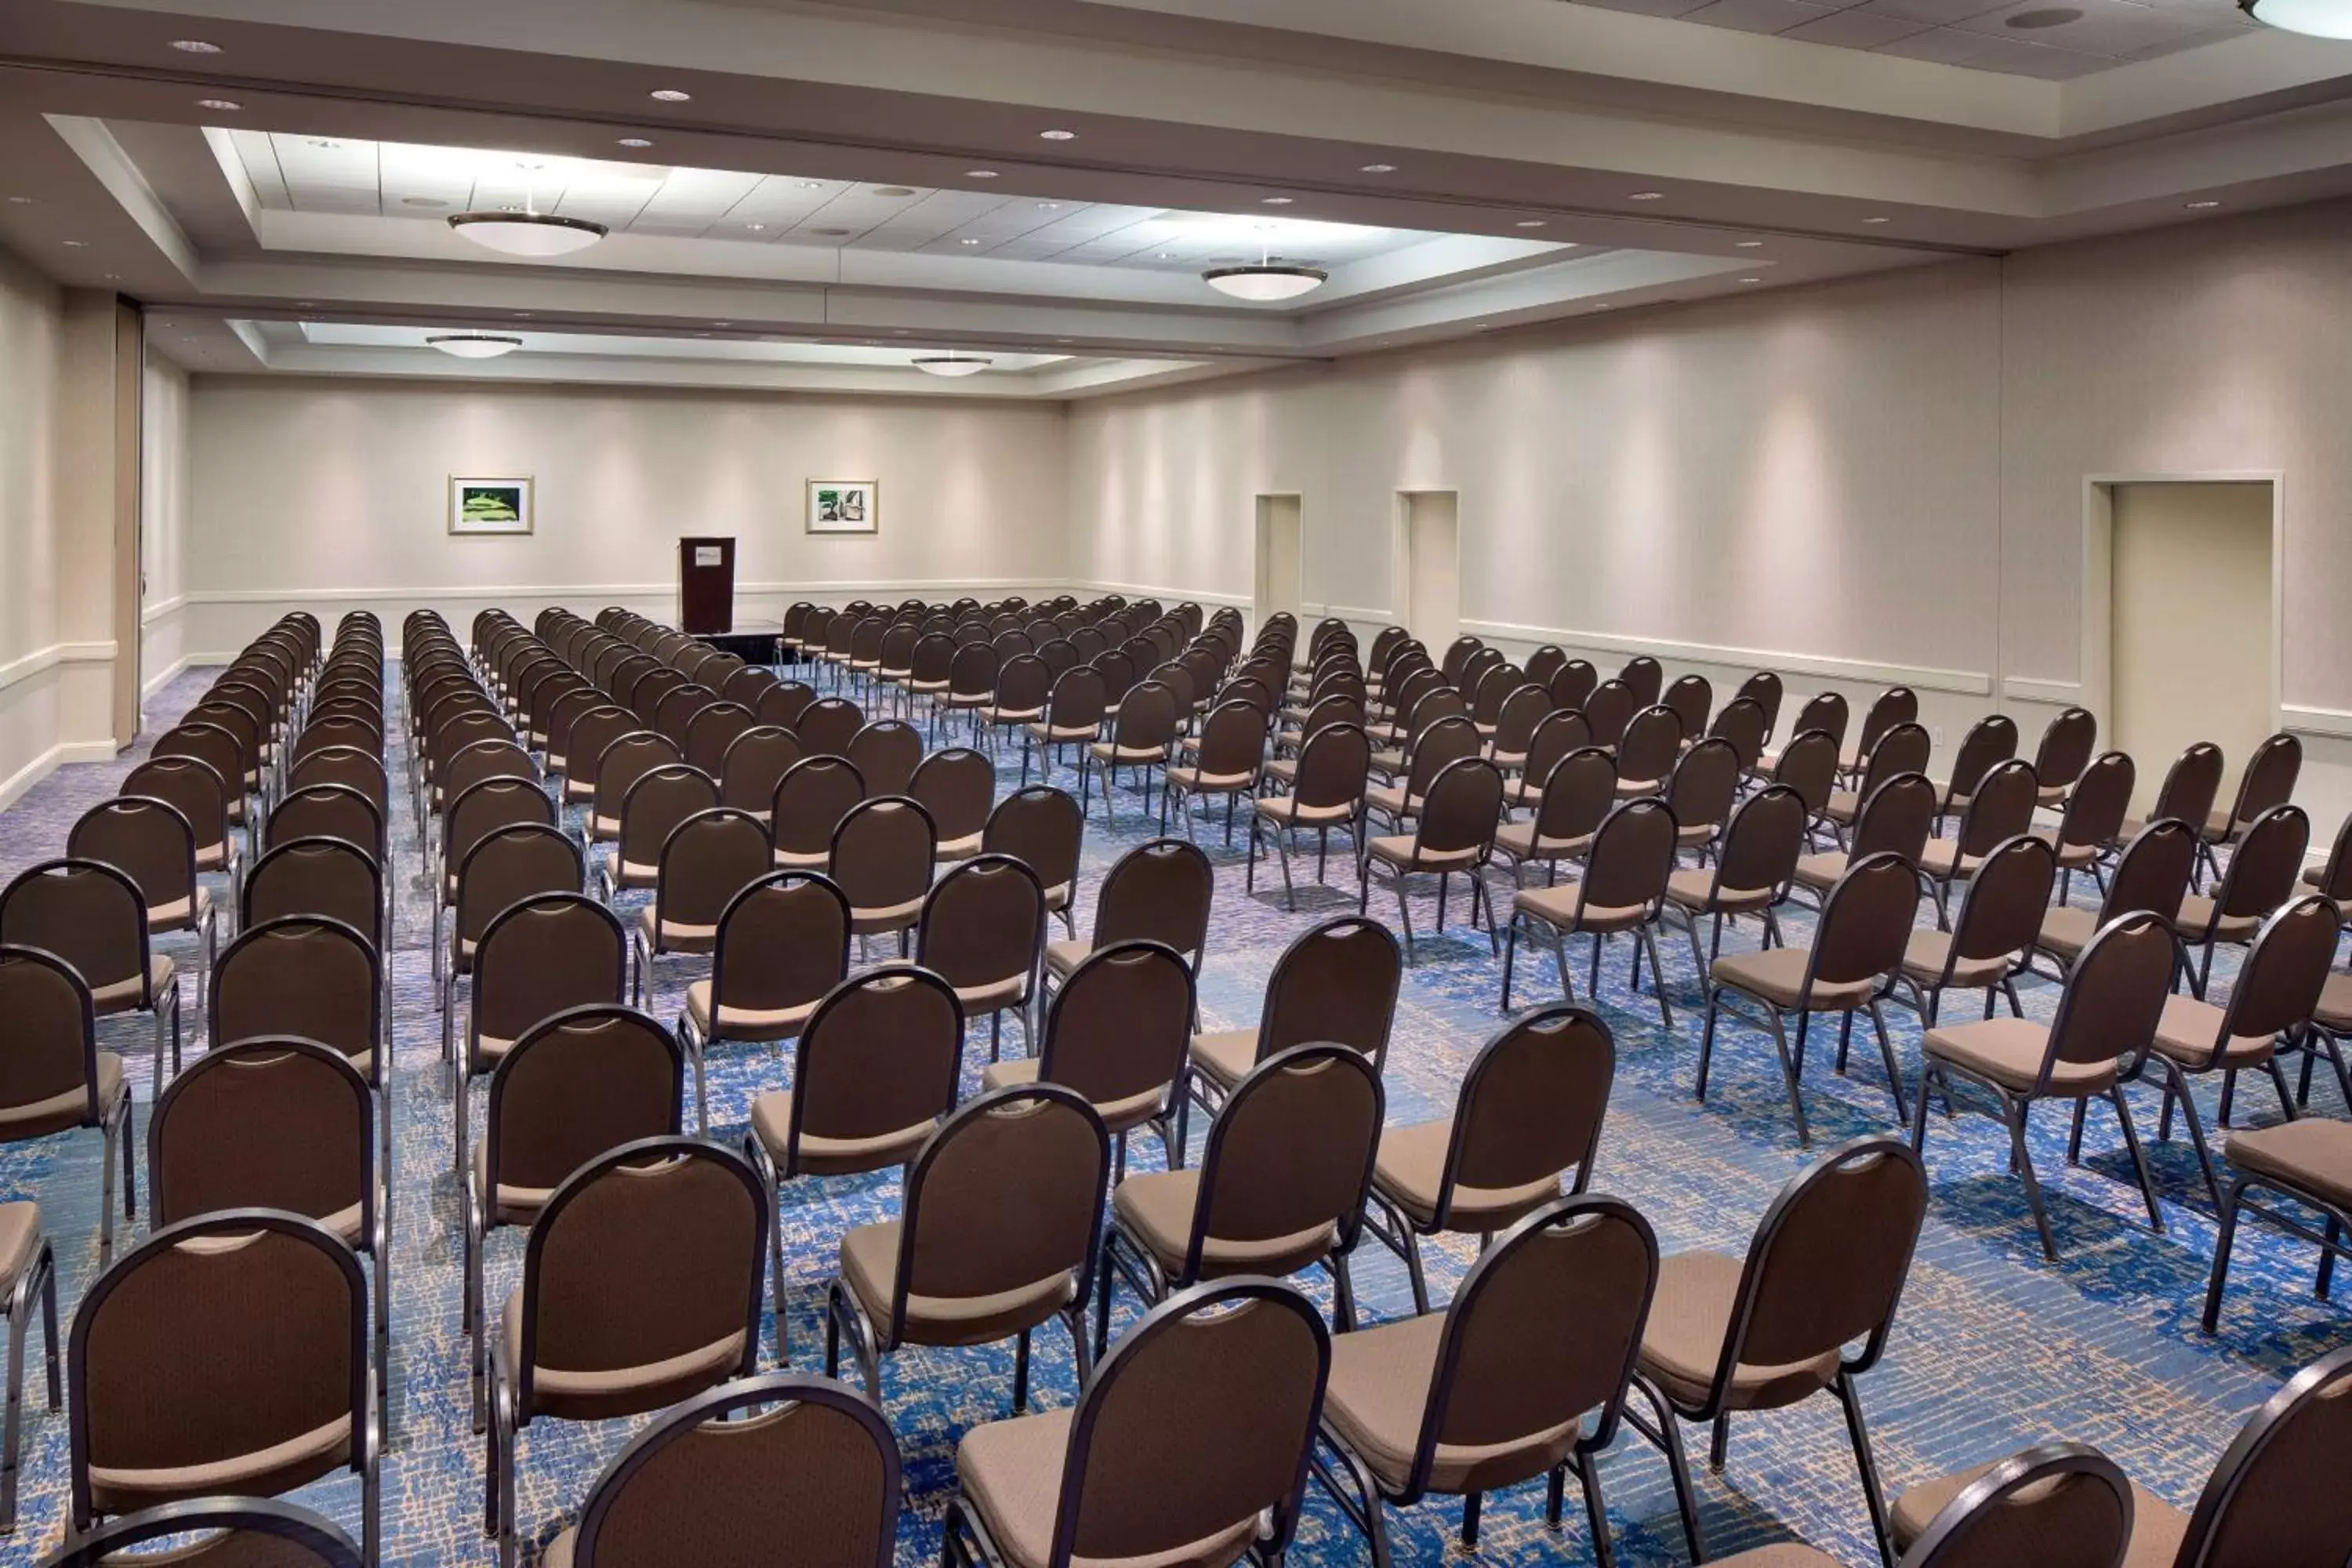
[2,0,2350,399]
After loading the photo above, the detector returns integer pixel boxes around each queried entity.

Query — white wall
[140,353,192,702]
[1069,198,2352,836]
[184,378,1072,653]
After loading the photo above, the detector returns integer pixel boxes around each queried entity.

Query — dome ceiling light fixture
[447,161,608,257]
[2240,0,2352,35]
[426,332,524,359]
[911,353,993,377]
[1202,226,1328,301]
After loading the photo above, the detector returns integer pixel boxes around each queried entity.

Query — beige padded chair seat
[1511,885,1647,933]
[773,847,829,869]
[1899,931,2018,991]
[953,973,1030,1012]
[2303,862,2328,887]
[0,1203,39,1287]
[473,1145,554,1227]
[1366,836,1477,870]
[2205,806,2240,840]
[851,897,925,935]
[1265,757,1300,786]
[983,706,1044,725]
[2036,905,2096,964]
[601,850,654,889]
[90,958,172,1013]
[1924,1018,2115,1095]
[684,981,815,1043]
[636,904,717,954]
[1044,938,1091,980]
[1665,869,1775,914]
[1041,880,1072,914]
[1371,1119,1561,1232]
[563,777,594,804]
[1705,1547,1842,1568]
[2316,971,2352,1031]
[1495,822,1590,862]
[839,1221,1075,1345]
[1088,741,1167,764]
[1917,839,1981,879]
[147,885,213,932]
[2028,829,2100,869]
[980,1057,1165,1129]
[194,841,229,873]
[2223,1118,2352,1208]
[0,1051,123,1139]
[747,1090,933,1176]
[503,1287,744,1421]
[1613,775,1664,800]
[1168,765,1255,792]
[1364,783,1421,820]
[1824,790,1863,826]
[1026,722,1098,745]
[1188,1029,1258,1090]
[956,1406,1259,1568]
[1711,946,1875,1011]
[1891,1464,2184,1568]
[1792,850,1849,892]
[86,1414,350,1515]
[1637,1250,1839,1412]
[590,813,621,840]
[2175,893,2259,943]
[936,830,985,861]
[1323,1310,1581,1495]
[2148,992,2274,1069]
[1112,1170,1338,1279]
[1255,795,1355,827]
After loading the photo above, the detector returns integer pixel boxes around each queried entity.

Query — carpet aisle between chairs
[0,666,2343,1567]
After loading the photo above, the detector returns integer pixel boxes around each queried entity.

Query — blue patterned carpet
[0,665,2343,1566]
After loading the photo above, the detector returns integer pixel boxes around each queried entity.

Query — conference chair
[1041,836,1212,992]
[909,746,994,860]
[1501,797,1679,1028]
[1359,756,1504,960]
[1662,783,1807,976]
[456,895,628,1166]
[983,938,1194,1179]
[0,859,180,1111]
[1249,722,1373,910]
[630,806,770,1003]
[0,945,125,1258]
[982,785,1084,935]
[37,1499,364,1568]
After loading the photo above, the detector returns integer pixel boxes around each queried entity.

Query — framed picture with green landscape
[448,475,534,536]
[807,478,877,535]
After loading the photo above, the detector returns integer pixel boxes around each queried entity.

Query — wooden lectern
[677,536,735,633]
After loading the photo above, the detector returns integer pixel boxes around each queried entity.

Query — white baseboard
[1999,677,2085,708]
[1463,617,1993,697]
[2284,704,2352,741]
[0,739,118,812]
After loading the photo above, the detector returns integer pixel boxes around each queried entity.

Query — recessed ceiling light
[1036,201,1061,210]
[61,240,85,248]
[649,88,692,102]
[103,273,120,281]
[695,332,713,338]
[400,196,448,209]
[891,328,910,336]
[959,238,983,246]
[810,226,850,236]
[196,99,241,111]
[1156,251,1174,260]
[711,320,731,327]
[5,196,30,205]
[743,222,767,231]
[873,187,915,198]
[1628,191,1665,201]
[306,138,343,150]
[966,169,999,180]
[2005,6,2082,25]
[1515,220,1547,228]
[1038,129,1077,140]
[1735,239,1764,248]
[296,300,318,307]
[1055,338,1074,344]
[170,39,222,53]
[1261,196,1295,205]
[800,181,825,191]
[1592,303,1614,310]
[2185,199,2222,209]
[1861,216,1891,223]
[617,137,654,148]
[1359,163,1396,173]
[512,311,533,318]
[1739,277,1762,284]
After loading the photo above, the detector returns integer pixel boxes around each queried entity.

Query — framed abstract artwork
[448,475,534,535]
[807,478,878,535]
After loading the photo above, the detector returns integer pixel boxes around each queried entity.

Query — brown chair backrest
[485,1006,682,1194]
[618,765,720,871]
[121,757,231,856]
[1040,940,1196,1111]
[983,786,1083,897]
[1414,1195,1658,1498]
[1905,1444,2133,1568]
[1855,686,1919,758]
[909,748,995,851]
[2097,818,2198,927]
[1252,915,1401,1069]
[916,855,1045,996]
[1581,681,1635,750]
[241,837,380,939]
[1401,715,1480,800]
[567,1374,901,1568]
[2172,1343,2352,1568]
[2054,751,2134,851]
[654,809,772,934]
[1784,691,1849,752]
[1043,666,1109,732]
[1191,702,1265,781]
[1548,659,1598,713]
[1771,729,1840,816]
[1662,674,1711,738]
[270,783,386,865]
[890,1085,1109,1334]
[0,858,151,1004]
[684,702,756,777]
[1944,836,2057,967]
[2222,732,2300,831]
[1665,737,1742,837]
[1188,1044,1381,1272]
[472,895,627,1058]
[0,945,103,1125]
[1410,757,1504,859]
[1617,656,1662,707]
[755,681,818,731]
[797,698,865,760]
[2147,741,2224,834]
[2209,804,2309,923]
[1857,722,1931,800]
[720,727,804,816]
[783,969,963,1172]
[2221,894,2340,1041]
[593,732,685,824]
[1953,759,2039,858]
[1615,705,1682,786]
[2031,707,2098,793]
[441,738,536,804]
[847,721,924,799]
[1573,798,1677,916]
[1809,852,1919,987]
[1710,1136,1926,1406]
[2044,913,2176,1073]
[771,756,866,861]
[209,916,379,1075]
[829,797,936,916]
[1443,1005,1614,1209]
[1708,697,1768,771]
[1708,784,1808,897]
[1530,747,1617,847]
[69,797,197,913]
[149,1038,371,1232]
[452,818,575,947]
[1091,837,1214,960]
[70,1212,365,1528]
[286,746,389,823]
[516,1138,764,1419]
[1290,724,1372,811]
[152,723,249,808]
[1051,1279,1330,1567]
[1852,773,1938,865]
